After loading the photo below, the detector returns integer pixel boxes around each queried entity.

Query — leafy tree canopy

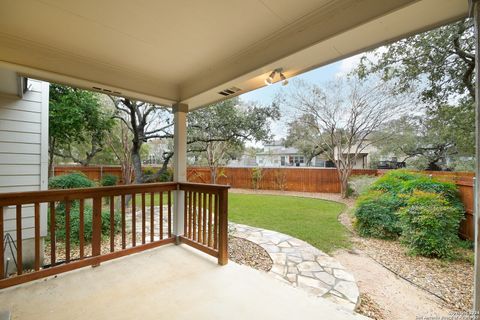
[356,19,474,106]
[49,84,114,171]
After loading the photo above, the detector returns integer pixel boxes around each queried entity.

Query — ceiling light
[264,68,288,86]
[280,72,288,86]
[264,70,276,85]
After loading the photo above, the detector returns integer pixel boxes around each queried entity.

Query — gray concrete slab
[0,244,367,320]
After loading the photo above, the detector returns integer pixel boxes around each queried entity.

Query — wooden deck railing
[178,183,229,265]
[0,182,229,289]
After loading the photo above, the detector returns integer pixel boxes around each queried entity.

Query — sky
[239,54,362,143]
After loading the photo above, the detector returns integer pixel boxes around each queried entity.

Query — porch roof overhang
[0,0,468,110]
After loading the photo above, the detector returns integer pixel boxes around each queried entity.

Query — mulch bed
[353,236,473,312]
[228,236,272,272]
[357,293,385,320]
[340,211,473,312]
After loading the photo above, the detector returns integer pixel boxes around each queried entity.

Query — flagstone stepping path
[230,223,360,313]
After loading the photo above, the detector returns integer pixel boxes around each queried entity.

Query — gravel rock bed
[339,210,473,312]
[228,236,272,272]
[353,236,473,312]
[357,293,385,320]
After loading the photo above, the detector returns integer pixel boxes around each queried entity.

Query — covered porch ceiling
[0,0,468,110]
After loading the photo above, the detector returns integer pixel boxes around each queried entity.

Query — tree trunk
[48,137,55,178]
[131,141,143,184]
[210,166,217,184]
[337,168,350,199]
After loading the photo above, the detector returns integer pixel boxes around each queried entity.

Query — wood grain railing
[0,182,229,289]
[178,183,229,265]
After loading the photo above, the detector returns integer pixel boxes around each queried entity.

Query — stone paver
[231,223,360,312]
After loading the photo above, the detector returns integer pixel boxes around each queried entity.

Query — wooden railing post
[217,188,228,265]
[91,196,102,265]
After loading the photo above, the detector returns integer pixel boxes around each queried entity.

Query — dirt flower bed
[228,236,272,272]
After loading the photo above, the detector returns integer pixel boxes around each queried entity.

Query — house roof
[0,0,467,110]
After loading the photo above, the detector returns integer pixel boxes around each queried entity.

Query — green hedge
[49,203,120,244]
[100,174,118,187]
[399,191,463,258]
[48,173,120,244]
[49,172,95,189]
[354,170,464,258]
[354,191,403,239]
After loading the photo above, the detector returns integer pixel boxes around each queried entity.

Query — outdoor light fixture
[264,68,288,86]
[280,72,288,86]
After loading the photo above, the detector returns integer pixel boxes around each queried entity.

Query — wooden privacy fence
[187,167,378,192]
[54,165,475,240]
[0,182,229,289]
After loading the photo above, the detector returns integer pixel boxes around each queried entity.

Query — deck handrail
[0,181,229,289]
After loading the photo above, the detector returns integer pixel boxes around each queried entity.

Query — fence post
[217,188,229,265]
[91,196,102,266]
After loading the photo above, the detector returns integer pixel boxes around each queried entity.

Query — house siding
[0,78,49,268]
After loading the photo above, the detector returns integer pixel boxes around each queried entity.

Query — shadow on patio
[0,244,365,320]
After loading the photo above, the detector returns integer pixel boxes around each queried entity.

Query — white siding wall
[0,79,49,243]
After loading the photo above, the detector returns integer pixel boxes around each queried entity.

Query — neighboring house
[255,141,330,168]
[226,154,257,167]
[0,70,49,271]
[255,140,379,169]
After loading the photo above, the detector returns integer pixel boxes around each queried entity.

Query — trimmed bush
[100,174,118,187]
[399,191,463,258]
[369,170,421,194]
[49,204,120,244]
[49,172,95,189]
[354,191,403,239]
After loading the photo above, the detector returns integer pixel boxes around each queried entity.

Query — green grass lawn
[228,193,350,254]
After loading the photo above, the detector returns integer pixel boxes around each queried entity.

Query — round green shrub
[101,174,118,187]
[398,191,463,259]
[49,204,120,244]
[354,190,404,239]
[369,170,421,193]
[49,172,95,189]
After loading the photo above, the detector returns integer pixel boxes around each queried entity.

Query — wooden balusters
[197,192,202,243]
[141,193,146,245]
[192,192,197,241]
[16,205,22,275]
[202,193,207,245]
[168,190,172,238]
[213,193,218,250]
[50,202,56,266]
[183,191,188,236]
[150,192,154,242]
[91,197,102,258]
[79,199,85,259]
[208,193,213,247]
[131,194,136,247]
[65,200,71,263]
[110,196,115,252]
[34,203,40,271]
[0,182,226,289]
[121,195,126,249]
[217,189,228,265]
[159,191,163,239]
[188,191,192,238]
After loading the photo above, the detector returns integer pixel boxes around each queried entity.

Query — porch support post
[173,102,188,242]
[473,0,480,313]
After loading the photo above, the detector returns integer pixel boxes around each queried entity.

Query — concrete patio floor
[0,244,367,320]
